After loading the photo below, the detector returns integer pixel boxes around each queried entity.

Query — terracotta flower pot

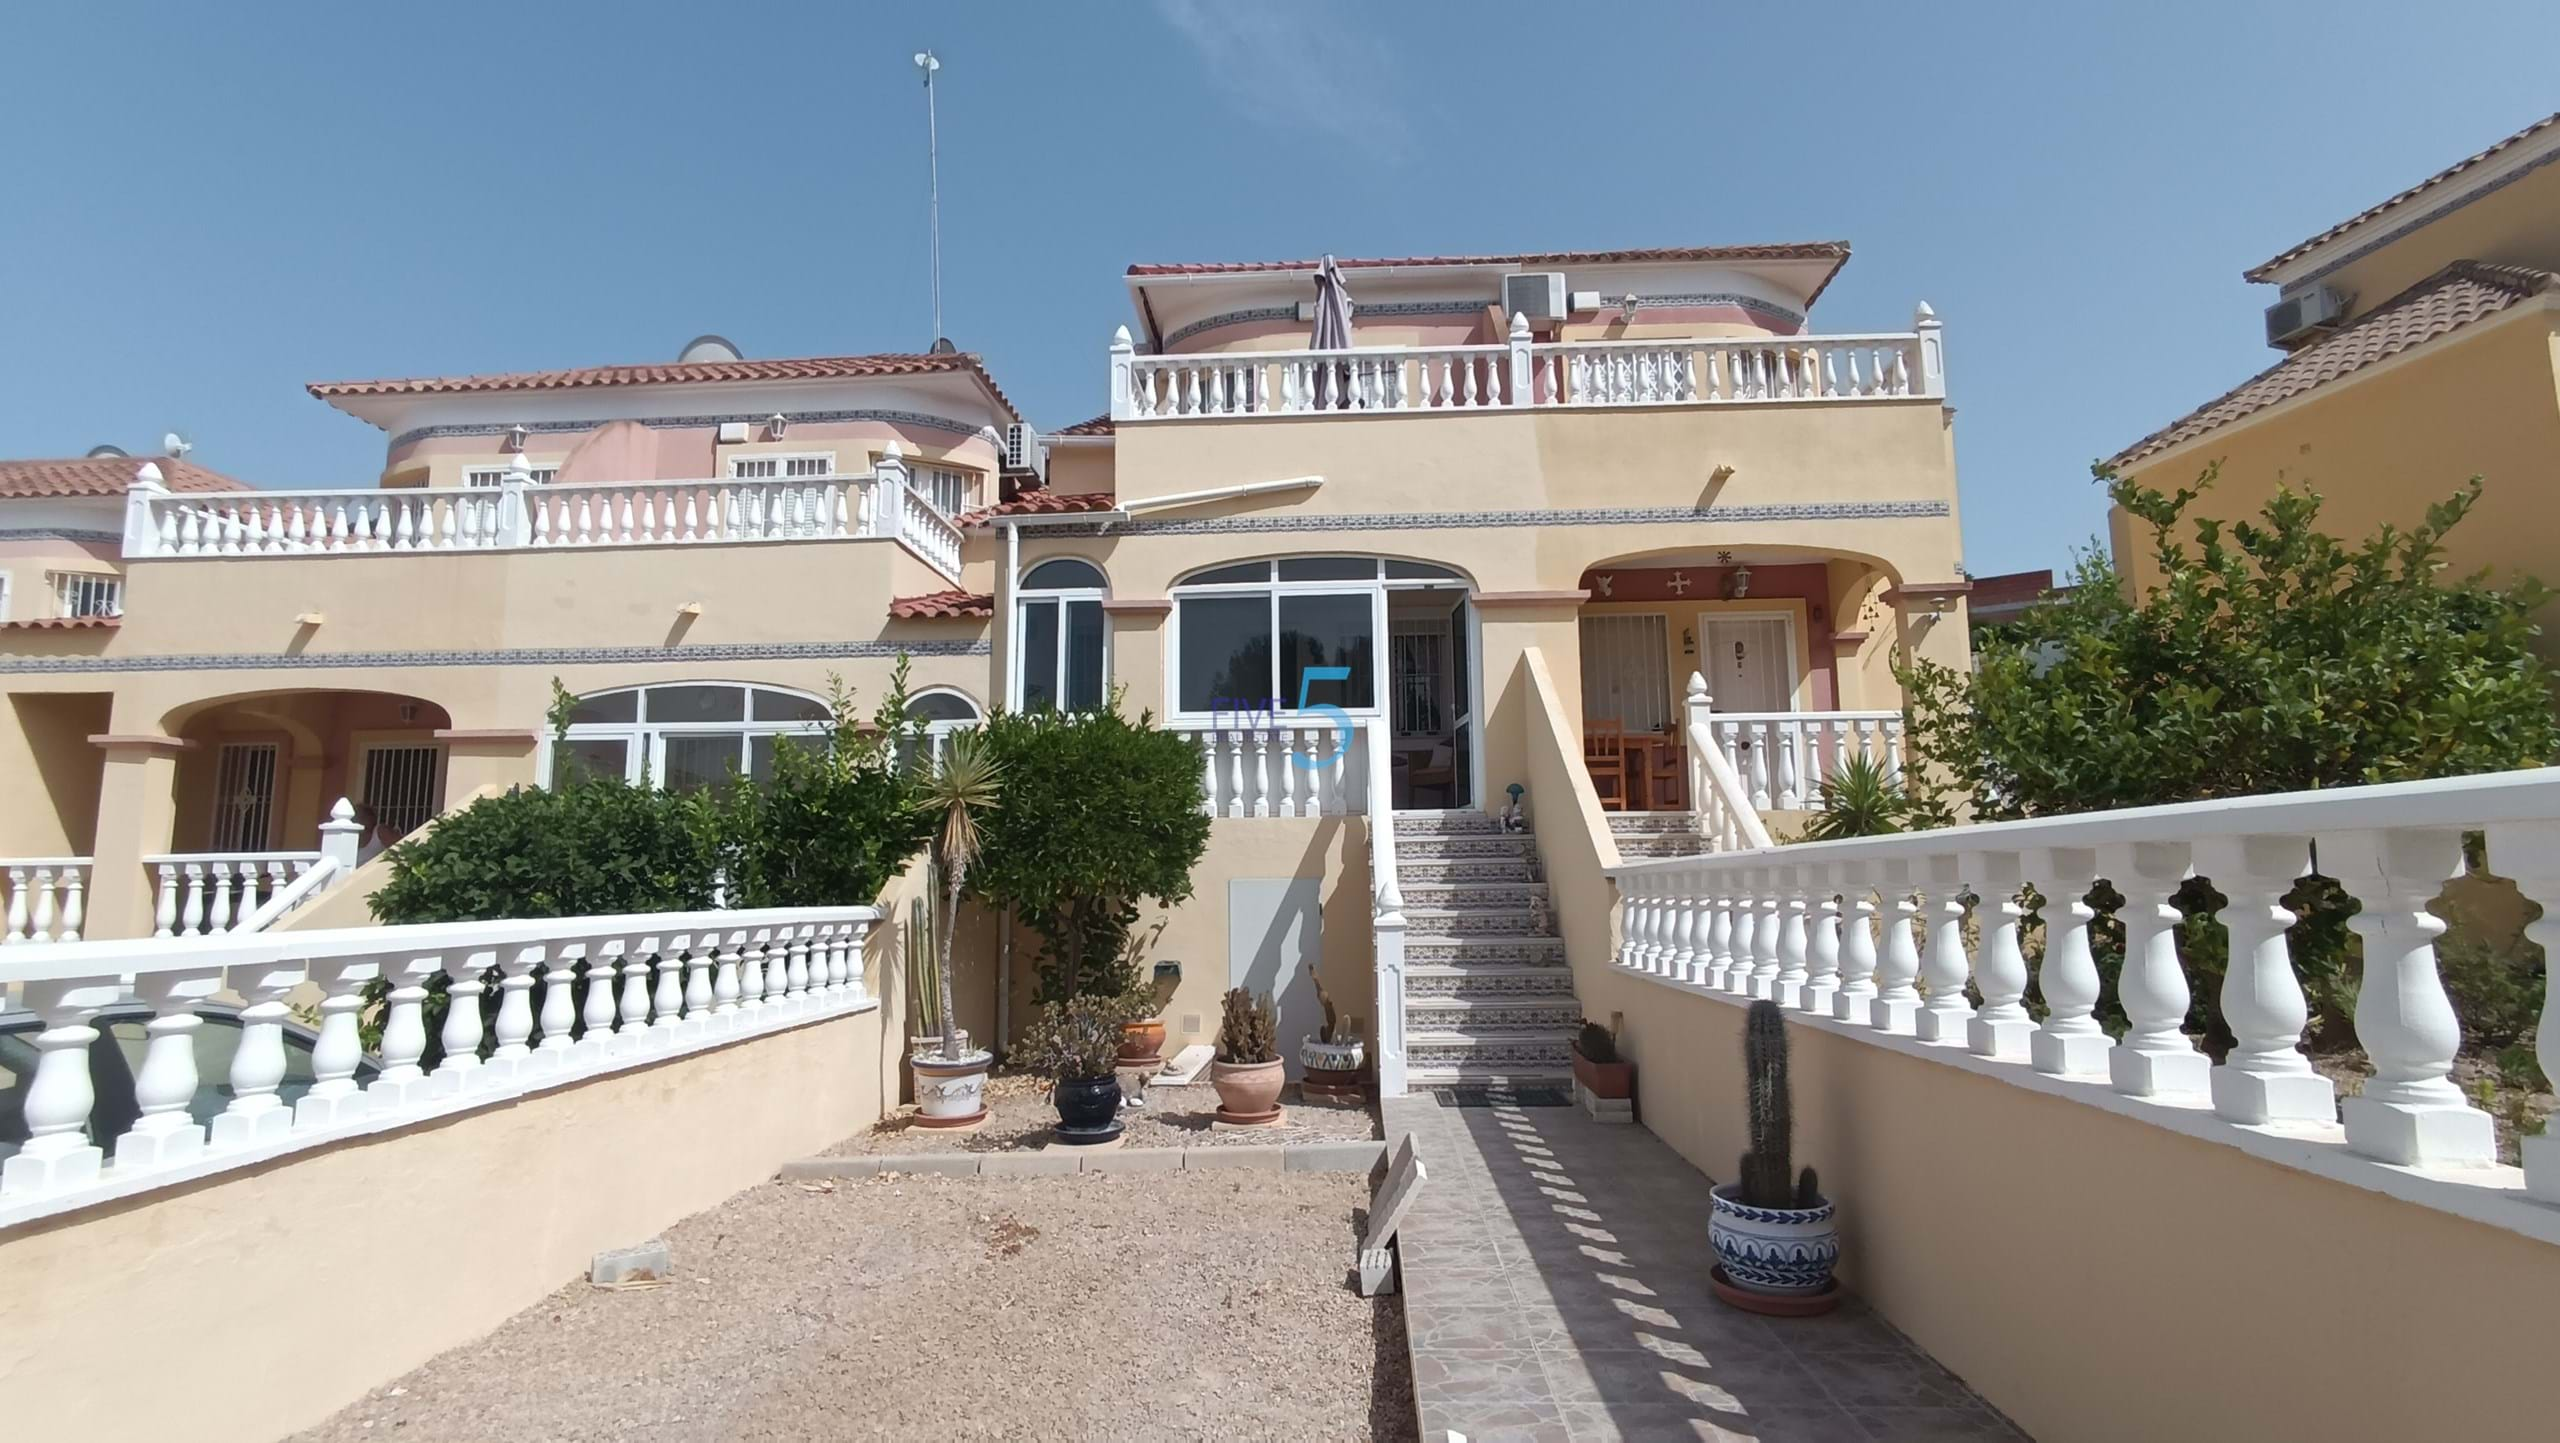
[1571,1043,1633,1100]
[1209,1057,1285,1124]
[1116,1016,1166,1066]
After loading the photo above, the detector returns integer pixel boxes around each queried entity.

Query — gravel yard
[828,1070,1380,1154]
[292,1170,1413,1443]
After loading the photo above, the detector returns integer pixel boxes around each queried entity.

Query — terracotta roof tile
[2247,113,2560,282]
[0,615,121,631]
[307,351,1020,421]
[0,457,249,498]
[888,589,994,619]
[1966,569,2058,611]
[2110,261,2558,469]
[957,491,1119,527]
[1054,414,1115,436]
[1127,243,1850,276]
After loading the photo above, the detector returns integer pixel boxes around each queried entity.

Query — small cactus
[1737,1000,1820,1209]
[1217,986,1277,1064]
[1576,1019,1618,1065]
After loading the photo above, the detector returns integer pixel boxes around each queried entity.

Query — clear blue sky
[2,2,2550,575]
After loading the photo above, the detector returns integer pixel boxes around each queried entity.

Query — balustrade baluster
[1774,871,1811,1007]
[374,953,435,1105]
[1832,870,1881,1024]
[436,951,492,1088]
[739,931,769,1008]
[1724,877,1756,991]
[684,939,716,1017]
[2100,841,2207,1097]
[4,866,28,943]
[577,946,622,1052]
[1751,881,1783,998]
[1774,724,1803,809]
[1965,854,2033,1060]
[1914,858,1976,1043]
[206,862,235,935]
[1623,877,1652,969]
[178,861,207,936]
[1670,875,1702,982]
[2196,836,2333,1124]
[489,947,541,1073]
[649,942,686,1033]
[57,868,85,943]
[1703,884,1735,988]
[0,984,105,1195]
[2319,829,2492,1166]
[1805,879,1844,1012]
[298,960,375,1126]
[536,950,579,1055]
[713,932,743,1018]
[1746,728,1774,810]
[1226,729,1247,818]
[1196,732,1218,816]
[2487,822,2560,1200]
[119,971,215,1168]
[212,967,300,1147]
[1869,863,1923,1032]
[2023,849,2107,1075]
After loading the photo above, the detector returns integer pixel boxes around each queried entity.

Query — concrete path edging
[781,1139,1385,1180]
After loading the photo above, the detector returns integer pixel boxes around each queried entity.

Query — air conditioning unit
[1503,271,1568,325]
[2264,286,2347,348]
[1003,422,1044,481]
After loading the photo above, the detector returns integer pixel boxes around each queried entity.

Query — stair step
[1404,1032,1576,1071]
[1606,812,1699,832]
[1399,880,1548,905]
[1396,858,1540,883]
[1613,836,1705,859]
[1405,998,1584,1032]
[1404,906,1550,937]
[1406,964,1580,1000]
[1405,936,1567,964]
[1406,1067,1578,1092]
[1392,810,1500,836]
[1396,834,1539,860]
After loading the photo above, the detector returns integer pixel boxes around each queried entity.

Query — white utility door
[1700,615,1797,712]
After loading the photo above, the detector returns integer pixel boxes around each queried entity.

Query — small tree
[971,702,1212,1003]
[916,728,1001,1062]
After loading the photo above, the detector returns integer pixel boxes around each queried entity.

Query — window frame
[1164,557,1462,724]
[727,453,838,482]
[47,570,123,620]
[543,681,834,791]
[911,462,984,518]
[1011,557,1110,713]
[462,465,561,487]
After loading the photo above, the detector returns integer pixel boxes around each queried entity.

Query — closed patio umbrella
[1311,253,1354,408]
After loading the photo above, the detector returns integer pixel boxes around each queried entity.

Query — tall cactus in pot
[1737,999,1820,1210]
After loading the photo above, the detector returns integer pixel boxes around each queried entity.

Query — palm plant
[916,728,1001,1061]
[1798,754,1911,842]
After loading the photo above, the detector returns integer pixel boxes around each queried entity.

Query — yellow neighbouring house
[0,242,1971,1093]
[2108,110,2560,646]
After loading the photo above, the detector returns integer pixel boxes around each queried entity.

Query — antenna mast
[914,50,944,343]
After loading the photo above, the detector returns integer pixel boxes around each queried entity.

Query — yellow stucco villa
[2109,110,2560,640]
[0,242,1971,1091]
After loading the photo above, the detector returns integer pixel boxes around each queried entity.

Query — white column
[123,461,170,556]
[1773,870,1810,1008]
[487,945,542,1079]
[1109,326,1137,420]
[2487,821,2560,1200]
[115,969,222,1170]
[296,957,376,1128]
[211,964,304,1149]
[1805,866,1843,1015]
[1965,852,2033,1061]
[0,981,112,1196]
[2100,841,2208,1098]
[1505,311,1533,405]
[2198,835,2334,1126]
[2320,829,2492,1167]
[1870,861,1922,1033]
[436,950,493,1092]
[1914,302,1946,398]
[318,796,362,874]
[1913,856,1976,1043]
[2025,848,2108,1076]
[373,950,439,1108]
[1375,903,1408,1097]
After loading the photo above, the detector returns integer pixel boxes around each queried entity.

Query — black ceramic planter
[1051,1074,1125,1144]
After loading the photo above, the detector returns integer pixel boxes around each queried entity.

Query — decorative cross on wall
[1665,571,1691,595]
[1593,573,1615,598]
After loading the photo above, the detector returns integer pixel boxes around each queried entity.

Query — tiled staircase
[1394,810,1578,1090]
[1607,810,1708,859]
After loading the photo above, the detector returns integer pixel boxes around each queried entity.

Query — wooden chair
[1410,744,1457,808]
[1583,720,1628,811]
[1644,734,1685,811]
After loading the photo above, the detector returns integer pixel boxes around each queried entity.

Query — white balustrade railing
[1680,676,1774,853]
[1110,306,1945,422]
[1169,716,1370,818]
[1708,709,1905,811]
[148,854,326,937]
[121,448,965,584]
[3,860,90,944]
[1365,717,1407,1098]
[0,903,880,1224]
[1606,765,2560,1210]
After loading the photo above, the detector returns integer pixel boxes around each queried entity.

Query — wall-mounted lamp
[1727,564,1754,600]
[504,424,528,453]
[1682,626,1696,654]
[767,412,788,440]
[1618,294,1641,322]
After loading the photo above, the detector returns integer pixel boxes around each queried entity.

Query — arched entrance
[162,690,455,852]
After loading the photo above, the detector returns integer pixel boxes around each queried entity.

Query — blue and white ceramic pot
[1708,1182,1839,1295]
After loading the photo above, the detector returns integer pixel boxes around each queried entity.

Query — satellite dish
[161,431,194,459]
[677,334,743,364]
[84,444,129,459]
[928,337,958,355]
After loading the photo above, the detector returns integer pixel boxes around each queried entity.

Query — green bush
[970,702,1211,1004]
[711,672,933,910]
[369,777,720,924]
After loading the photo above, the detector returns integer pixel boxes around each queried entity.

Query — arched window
[902,689,985,771]
[1015,557,1106,711]
[554,681,831,791]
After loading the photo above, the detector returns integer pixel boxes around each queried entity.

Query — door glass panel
[643,685,745,723]
[1021,600,1060,711]
[1178,595,1273,712]
[659,734,744,792]
[1065,599,1105,711]
[1279,593,1374,710]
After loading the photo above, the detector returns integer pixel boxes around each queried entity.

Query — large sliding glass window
[1015,558,1107,711]
[554,682,831,790]
[1167,558,1449,717]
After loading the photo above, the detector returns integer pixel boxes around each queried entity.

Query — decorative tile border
[390,408,991,451]
[0,528,120,543]
[0,638,989,676]
[1159,294,1806,348]
[989,499,1949,538]
[1605,292,1806,328]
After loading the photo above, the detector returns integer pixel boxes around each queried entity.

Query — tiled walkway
[1384,1095,2028,1442]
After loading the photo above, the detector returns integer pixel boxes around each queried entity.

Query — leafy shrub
[712,673,933,910]
[970,702,1211,1003]
[1795,754,1916,842]
[1015,995,1133,1083]
[370,778,720,923]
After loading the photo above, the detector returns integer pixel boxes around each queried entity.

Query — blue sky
[1,1,2550,575]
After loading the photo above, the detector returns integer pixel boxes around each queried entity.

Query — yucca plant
[916,729,1000,1061]
[1797,754,1912,842]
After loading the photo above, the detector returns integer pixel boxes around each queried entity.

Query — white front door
[1701,615,1796,713]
